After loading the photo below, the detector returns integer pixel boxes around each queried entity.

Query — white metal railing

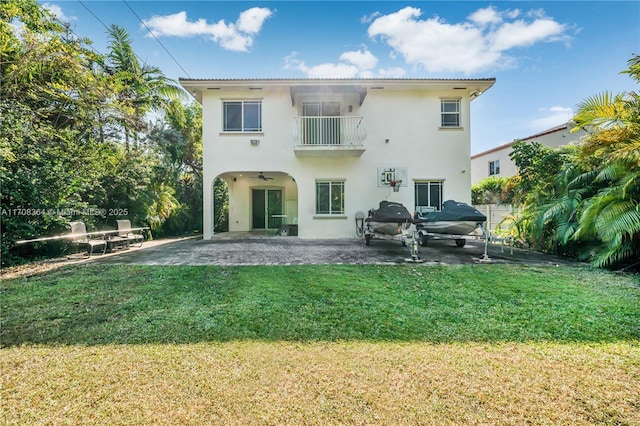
[293,116,366,147]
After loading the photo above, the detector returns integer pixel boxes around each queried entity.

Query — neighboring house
[179,78,495,239]
[470,123,584,185]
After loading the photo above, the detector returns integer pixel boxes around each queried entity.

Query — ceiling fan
[252,172,274,181]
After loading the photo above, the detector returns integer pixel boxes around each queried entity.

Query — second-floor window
[223,100,262,132]
[441,99,460,127]
[489,160,500,176]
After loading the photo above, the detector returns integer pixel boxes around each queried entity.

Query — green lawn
[2,264,638,345]
[2,264,639,425]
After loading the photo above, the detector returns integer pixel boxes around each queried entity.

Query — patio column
[203,176,214,239]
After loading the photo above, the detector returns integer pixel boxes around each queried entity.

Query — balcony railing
[293,116,366,156]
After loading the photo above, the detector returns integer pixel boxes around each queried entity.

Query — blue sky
[41,1,639,154]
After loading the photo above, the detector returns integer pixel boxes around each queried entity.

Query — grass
[2,264,639,424]
[2,264,638,345]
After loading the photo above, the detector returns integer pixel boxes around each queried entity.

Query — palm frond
[594,162,626,183]
[621,171,640,198]
[571,91,632,133]
[589,236,636,268]
[597,201,640,242]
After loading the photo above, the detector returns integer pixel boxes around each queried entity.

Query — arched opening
[212,177,229,233]
[210,171,298,236]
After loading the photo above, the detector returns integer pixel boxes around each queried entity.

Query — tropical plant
[564,55,640,267]
[1,0,203,265]
[1,0,113,263]
[471,176,516,205]
[101,25,185,150]
[506,55,640,268]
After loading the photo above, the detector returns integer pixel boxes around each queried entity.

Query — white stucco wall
[197,82,486,239]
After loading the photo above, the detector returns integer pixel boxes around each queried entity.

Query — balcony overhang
[290,85,368,106]
[294,145,366,157]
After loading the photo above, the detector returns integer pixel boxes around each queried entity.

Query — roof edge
[178,77,496,83]
[471,123,569,159]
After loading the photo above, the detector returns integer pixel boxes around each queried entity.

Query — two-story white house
[470,123,586,185]
[179,78,495,239]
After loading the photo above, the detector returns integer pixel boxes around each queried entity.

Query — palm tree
[101,25,185,150]
[568,55,640,268]
[508,56,640,268]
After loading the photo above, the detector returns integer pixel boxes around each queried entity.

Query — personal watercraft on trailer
[413,200,486,247]
[355,201,422,262]
[362,201,412,242]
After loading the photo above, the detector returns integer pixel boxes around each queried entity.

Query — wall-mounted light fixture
[250,139,260,146]
[348,105,353,113]
[385,138,390,144]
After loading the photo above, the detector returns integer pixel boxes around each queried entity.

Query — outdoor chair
[69,221,107,257]
[115,219,144,248]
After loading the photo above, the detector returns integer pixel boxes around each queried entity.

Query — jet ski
[414,200,486,247]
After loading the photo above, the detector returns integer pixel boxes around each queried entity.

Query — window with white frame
[489,160,500,176]
[440,99,460,127]
[223,100,262,132]
[414,181,443,212]
[315,180,345,215]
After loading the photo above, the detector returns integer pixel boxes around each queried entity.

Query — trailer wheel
[455,239,466,248]
[365,234,371,246]
[419,234,428,247]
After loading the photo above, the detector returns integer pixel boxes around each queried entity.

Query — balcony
[293,116,366,157]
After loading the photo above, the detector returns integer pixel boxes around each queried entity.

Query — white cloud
[378,67,406,78]
[468,6,502,27]
[43,3,76,22]
[339,49,378,70]
[360,12,381,24]
[307,63,360,79]
[367,6,570,74]
[506,9,521,20]
[530,106,574,130]
[490,19,567,51]
[285,49,404,78]
[142,8,273,52]
[285,53,359,78]
[237,7,274,34]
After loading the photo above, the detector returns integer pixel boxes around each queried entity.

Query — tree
[568,54,640,267]
[505,142,578,252]
[471,176,516,205]
[505,55,640,268]
[1,0,113,264]
[1,0,197,265]
[101,25,185,150]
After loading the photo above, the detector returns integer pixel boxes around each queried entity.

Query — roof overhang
[178,78,496,104]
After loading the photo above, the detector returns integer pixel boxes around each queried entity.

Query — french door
[302,102,341,145]
[252,189,284,230]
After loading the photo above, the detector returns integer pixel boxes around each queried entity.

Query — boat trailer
[355,211,422,263]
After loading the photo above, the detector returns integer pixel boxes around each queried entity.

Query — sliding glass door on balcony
[302,102,341,145]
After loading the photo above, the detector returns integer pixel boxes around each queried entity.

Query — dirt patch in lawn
[3,341,638,425]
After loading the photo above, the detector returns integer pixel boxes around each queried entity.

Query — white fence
[473,204,520,234]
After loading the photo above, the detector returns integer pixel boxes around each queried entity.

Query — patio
[87,233,576,267]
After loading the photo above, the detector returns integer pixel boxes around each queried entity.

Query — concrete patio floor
[88,233,578,267]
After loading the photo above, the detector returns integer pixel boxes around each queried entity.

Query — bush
[471,176,516,205]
